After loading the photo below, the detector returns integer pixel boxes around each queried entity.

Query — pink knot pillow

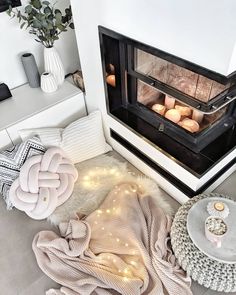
[9,147,78,220]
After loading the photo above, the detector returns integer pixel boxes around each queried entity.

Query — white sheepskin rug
[48,154,173,225]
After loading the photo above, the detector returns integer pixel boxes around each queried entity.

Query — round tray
[187,197,236,264]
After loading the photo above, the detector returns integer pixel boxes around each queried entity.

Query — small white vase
[44,47,65,86]
[41,72,58,93]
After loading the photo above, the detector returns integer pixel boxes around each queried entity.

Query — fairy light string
[82,167,142,281]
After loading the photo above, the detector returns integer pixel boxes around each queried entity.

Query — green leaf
[69,22,74,29]
[35,13,44,21]
[55,12,62,22]
[41,19,48,28]
[6,5,12,16]
[47,14,54,21]
[42,1,50,5]
[28,13,34,20]
[44,6,51,14]
[54,9,61,14]
[32,19,42,28]
[25,5,32,14]
[20,22,26,29]
[57,24,66,31]
[46,22,54,30]
[65,8,72,16]
[31,8,38,16]
[31,0,42,10]
[61,15,67,24]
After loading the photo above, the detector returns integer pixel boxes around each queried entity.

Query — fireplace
[99,26,236,198]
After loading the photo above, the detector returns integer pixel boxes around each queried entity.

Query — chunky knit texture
[9,147,78,220]
[33,182,192,295]
[171,193,236,292]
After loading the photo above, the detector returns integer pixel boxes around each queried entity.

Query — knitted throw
[9,147,78,220]
[33,182,192,295]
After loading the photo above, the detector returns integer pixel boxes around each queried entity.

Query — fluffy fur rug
[48,154,173,225]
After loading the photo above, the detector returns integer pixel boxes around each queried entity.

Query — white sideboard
[0,81,86,150]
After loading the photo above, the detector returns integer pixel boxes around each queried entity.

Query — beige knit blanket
[33,182,192,295]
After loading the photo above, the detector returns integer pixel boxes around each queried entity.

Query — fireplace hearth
[99,26,236,198]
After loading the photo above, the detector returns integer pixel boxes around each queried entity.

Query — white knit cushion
[19,128,62,147]
[19,111,112,164]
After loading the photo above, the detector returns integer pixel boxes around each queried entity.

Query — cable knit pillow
[0,137,46,209]
[19,111,112,164]
[9,147,78,220]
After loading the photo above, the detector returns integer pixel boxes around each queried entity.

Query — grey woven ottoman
[170,193,236,292]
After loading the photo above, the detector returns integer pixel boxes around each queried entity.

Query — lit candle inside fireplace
[192,109,204,124]
[152,104,166,116]
[165,109,181,123]
[175,105,192,117]
[179,118,200,133]
[106,75,116,87]
[164,95,175,109]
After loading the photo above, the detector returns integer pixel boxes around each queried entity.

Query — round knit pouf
[170,193,236,293]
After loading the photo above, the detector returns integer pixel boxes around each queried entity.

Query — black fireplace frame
[99,26,236,153]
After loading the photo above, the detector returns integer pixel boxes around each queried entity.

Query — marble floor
[0,151,236,295]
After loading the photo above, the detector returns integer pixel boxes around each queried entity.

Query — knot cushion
[9,147,78,220]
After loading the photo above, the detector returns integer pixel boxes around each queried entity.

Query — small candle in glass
[152,104,166,116]
[214,202,225,212]
[192,109,204,124]
[164,95,175,109]
[175,105,192,117]
[165,109,181,123]
[180,118,200,133]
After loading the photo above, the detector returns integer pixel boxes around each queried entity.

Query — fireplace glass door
[137,79,227,135]
[99,26,236,152]
[135,49,232,103]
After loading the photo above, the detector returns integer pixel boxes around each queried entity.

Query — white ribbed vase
[44,47,65,86]
[41,72,58,93]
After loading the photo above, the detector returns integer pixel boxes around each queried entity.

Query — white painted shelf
[0,81,86,150]
[0,81,82,131]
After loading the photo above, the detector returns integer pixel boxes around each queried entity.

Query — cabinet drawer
[7,93,86,144]
[0,129,13,150]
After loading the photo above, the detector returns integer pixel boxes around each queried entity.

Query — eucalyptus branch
[7,0,74,48]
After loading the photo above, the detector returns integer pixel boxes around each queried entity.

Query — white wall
[0,0,80,89]
[71,0,236,114]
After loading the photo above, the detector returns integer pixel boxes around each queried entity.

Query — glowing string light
[130,261,136,266]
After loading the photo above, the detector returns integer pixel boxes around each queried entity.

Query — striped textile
[19,111,112,164]
[33,182,192,295]
[0,137,45,209]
